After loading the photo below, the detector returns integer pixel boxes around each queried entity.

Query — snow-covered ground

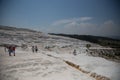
[0,47,95,80]
[0,26,120,80]
[0,46,120,80]
[45,51,120,80]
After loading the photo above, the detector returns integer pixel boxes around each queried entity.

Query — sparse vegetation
[21,44,28,50]
[49,33,120,48]
[86,44,91,49]
[49,33,120,61]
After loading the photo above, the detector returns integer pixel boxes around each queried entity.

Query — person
[12,46,16,56]
[35,45,38,53]
[8,45,16,56]
[32,46,34,53]
[8,45,12,56]
[73,49,77,56]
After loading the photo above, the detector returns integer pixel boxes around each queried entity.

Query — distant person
[12,46,16,56]
[73,49,77,55]
[8,45,12,56]
[8,45,16,56]
[35,45,38,53]
[8,46,11,56]
[32,46,35,53]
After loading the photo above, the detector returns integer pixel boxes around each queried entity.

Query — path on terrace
[0,47,95,80]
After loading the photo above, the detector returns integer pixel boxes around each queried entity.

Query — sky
[0,0,120,38]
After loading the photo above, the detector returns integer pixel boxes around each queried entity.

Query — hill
[0,25,44,46]
[49,33,120,48]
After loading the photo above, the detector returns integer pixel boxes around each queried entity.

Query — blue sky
[0,0,120,38]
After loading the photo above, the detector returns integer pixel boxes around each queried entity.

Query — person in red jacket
[8,45,16,56]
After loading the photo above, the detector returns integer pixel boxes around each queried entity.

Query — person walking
[73,49,77,56]
[8,45,14,56]
[8,45,12,56]
[8,45,16,56]
[35,45,38,53]
[12,46,16,56]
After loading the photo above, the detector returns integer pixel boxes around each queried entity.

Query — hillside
[49,33,120,48]
[0,25,120,80]
[0,25,44,46]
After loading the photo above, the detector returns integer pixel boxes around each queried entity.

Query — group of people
[32,45,38,53]
[4,45,39,56]
[4,44,77,56]
[5,45,16,56]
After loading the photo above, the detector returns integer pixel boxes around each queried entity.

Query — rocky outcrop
[87,48,120,62]
[65,61,110,80]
